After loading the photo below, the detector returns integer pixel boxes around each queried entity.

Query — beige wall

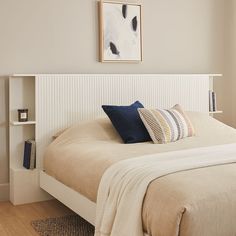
[0,0,226,75]
[231,1,236,126]
[225,0,236,126]
[0,0,227,197]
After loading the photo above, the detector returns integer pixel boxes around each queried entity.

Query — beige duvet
[44,112,236,236]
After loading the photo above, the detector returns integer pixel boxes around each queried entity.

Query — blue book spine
[23,141,32,169]
[212,92,217,112]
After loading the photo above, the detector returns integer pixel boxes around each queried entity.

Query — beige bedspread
[44,112,236,236]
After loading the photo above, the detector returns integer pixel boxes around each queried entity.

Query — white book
[29,140,36,169]
[209,90,213,112]
[212,92,217,112]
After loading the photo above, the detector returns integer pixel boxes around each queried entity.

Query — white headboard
[32,74,220,168]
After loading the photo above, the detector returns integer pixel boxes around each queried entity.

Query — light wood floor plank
[0,200,74,236]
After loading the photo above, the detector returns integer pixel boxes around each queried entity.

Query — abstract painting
[99,1,142,62]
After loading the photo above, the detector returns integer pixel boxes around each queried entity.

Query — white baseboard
[0,183,9,201]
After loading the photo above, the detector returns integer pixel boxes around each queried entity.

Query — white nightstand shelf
[209,111,223,114]
[11,121,36,126]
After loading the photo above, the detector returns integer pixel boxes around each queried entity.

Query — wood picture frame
[98,0,143,63]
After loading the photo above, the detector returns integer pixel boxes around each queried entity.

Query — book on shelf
[209,90,217,112]
[23,139,36,170]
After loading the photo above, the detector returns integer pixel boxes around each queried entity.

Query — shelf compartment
[9,124,35,170]
[9,76,35,122]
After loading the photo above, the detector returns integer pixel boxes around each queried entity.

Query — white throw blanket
[95,143,236,236]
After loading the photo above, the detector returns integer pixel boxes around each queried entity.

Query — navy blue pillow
[102,101,151,143]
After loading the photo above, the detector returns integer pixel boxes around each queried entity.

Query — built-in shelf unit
[8,73,222,205]
[9,75,50,205]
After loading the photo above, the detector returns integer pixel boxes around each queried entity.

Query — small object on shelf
[18,109,28,122]
[29,141,36,169]
[209,90,217,112]
[212,92,217,111]
[23,139,36,170]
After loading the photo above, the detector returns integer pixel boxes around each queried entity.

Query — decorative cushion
[102,101,151,144]
[138,104,195,144]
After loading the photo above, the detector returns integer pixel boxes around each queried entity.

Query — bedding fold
[95,144,236,236]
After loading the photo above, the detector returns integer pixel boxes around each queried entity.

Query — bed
[35,74,234,236]
[42,111,236,236]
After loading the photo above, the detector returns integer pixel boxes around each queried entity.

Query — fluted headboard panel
[35,74,214,168]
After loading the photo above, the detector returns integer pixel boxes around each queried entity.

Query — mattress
[44,112,236,236]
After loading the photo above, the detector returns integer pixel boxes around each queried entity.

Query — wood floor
[0,200,74,236]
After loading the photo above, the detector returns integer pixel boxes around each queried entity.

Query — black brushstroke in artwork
[132,16,138,31]
[122,5,127,18]
[110,42,120,55]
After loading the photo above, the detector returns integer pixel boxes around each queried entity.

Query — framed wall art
[99,1,143,62]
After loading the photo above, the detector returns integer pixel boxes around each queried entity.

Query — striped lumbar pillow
[138,104,195,144]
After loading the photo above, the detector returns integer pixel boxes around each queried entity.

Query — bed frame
[36,74,221,230]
